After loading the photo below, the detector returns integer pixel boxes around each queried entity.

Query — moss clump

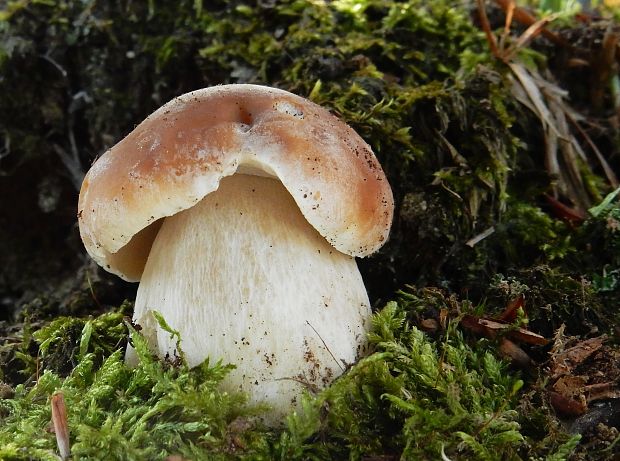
[0,321,249,461]
[0,301,581,460]
[575,189,620,285]
[34,307,130,375]
[0,0,519,304]
[310,302,526,460]
[0,301,132,386]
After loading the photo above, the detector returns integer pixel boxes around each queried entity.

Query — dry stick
[434,319,454,388]
[35,352,41,382]
[51,392,70,460]
[565,109,620,188]
[498,0,516,52]
[503,15,557,62]
[86,271,102,310]
[494,0,566,46]
[547,95,591,208]
[477,0,500,58]
[39,53,84,191]
[465,226,495,248]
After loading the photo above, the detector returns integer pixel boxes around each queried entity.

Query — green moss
[578,188,620,271]
[34,308,129,375]
[0,0,518,300]
[0,318,249,461]
[0,300,582,460]
[491,200,575,268]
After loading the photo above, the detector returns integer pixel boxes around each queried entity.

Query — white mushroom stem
[130,174,371,417]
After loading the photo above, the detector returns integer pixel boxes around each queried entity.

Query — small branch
[39,53,85,191]
[503,15,557,62]
[0,133,9,161]
[477,0,500,58]
[565,109,619,188]
[494,0,566,47]
[498,0,515,52]
[39,54,68,78]
[465,226,495,247]
[85,268,102,310]
[53,144,84,191]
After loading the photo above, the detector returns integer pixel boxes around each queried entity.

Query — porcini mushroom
[78,84,393,417]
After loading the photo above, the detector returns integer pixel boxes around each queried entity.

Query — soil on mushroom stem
[131,173,371,419]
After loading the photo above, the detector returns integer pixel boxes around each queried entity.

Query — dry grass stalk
[51,391,70,460]
[477,0,618,210]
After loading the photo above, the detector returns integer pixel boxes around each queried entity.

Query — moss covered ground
[1,0,620,459]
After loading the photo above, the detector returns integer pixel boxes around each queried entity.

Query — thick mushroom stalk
[132,174,371,415]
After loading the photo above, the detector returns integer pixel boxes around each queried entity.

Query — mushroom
[78,84,393,417]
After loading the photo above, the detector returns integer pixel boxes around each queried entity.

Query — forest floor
[2,1,620,459]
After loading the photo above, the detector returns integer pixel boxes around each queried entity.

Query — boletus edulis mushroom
[78,84,394,418]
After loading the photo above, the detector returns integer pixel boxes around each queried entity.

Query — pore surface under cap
[78,84,394,281]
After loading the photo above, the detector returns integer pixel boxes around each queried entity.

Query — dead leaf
[498,295,525,322]
[439,308,449,331]
[549,390,588,416]
[545,194,586,223]
[477,318,549,345]
[465,226,495,248]
[508,62,559,137]
[584,382,620,403]
[549,336,606,379]
[554,375,588,398]
[419,318,439,333]
[499,338,532,368]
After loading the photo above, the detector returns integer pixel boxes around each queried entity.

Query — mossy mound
[0,300,581,460]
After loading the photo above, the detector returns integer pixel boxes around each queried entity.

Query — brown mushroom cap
[78,84,394,281]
